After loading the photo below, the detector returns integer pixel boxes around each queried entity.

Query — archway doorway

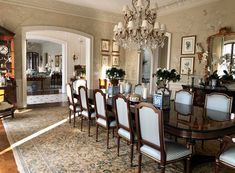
[21,26,93,107]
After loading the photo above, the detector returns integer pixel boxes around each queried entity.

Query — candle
[119,83,124,94]
[142,87,147,99]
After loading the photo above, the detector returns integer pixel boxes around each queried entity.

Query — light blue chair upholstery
[66,83,81,127]
[78,86,95,136]
[205,93,233,113]
[135,103,191,173]
[113,94,135,166]
[94,89,116,148]
[134,84,143,96]
[216,136,235,172]
[175,89,194,105]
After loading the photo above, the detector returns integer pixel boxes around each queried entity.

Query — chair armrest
[217,136,235,158]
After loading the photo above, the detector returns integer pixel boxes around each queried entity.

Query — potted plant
[106,67,125,86]
[153,68,180,88]
[152,68,180,109]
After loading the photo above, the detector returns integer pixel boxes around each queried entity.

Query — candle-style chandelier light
[113,0,166,50]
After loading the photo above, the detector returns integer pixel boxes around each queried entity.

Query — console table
[182,85,235,112]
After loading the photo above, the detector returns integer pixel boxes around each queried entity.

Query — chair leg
[112,128,115,138]
[88,119,91,137]
[130,143,134,167]
[185,157,191,173]
[11,109,14,118]
[117,136,120,156]
[96,124,99,142]
[138,153,142,173]
[81,116,83,131]
[215,160,220,173]
[69,110,71,123]
[73,112,76,127]
[107,129,110,149]
[160,165,165,173]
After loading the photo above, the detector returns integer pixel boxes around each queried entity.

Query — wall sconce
[72,53,78,61]
[196,43,204,63]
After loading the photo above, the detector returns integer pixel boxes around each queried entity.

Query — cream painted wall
[0,2,124,107]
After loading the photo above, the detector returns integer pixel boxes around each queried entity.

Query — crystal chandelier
[113,0,166,50]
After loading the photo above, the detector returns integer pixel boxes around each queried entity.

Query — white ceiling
[54,0,206,14]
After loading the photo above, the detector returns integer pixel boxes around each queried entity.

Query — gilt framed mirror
[207,27,235,78]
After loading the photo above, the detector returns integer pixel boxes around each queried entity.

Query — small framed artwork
[112,40,120,53]
[180,57,195,75]
[101,39,110,52]
[101,54,109,66]
[181,35,196,55]
[112,55,119,66]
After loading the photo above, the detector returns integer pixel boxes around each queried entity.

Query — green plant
[153,68,180,85]
[106,67,125,79]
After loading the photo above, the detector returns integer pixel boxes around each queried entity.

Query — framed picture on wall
[112,55,119,66]
[101,39,110,52]
[180,57,195,75]
[112,40,120,53]
[101,54,109,66]
[181,35,196,55]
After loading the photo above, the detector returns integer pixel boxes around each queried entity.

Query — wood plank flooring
[0,119,18,173]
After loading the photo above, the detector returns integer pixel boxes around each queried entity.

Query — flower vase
[153,86,171,110]
[211,79,217,88]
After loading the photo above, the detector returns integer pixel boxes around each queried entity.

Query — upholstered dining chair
[78,86,96,136]
[73,79,87,94]
[135,102,192,173]
[215,136,235,173]
[175,89,194,105]
[113,94,135,166]
[93,89,116,148]
[66,83,81,127]
[205,93,233,113]
[134,84,143,96]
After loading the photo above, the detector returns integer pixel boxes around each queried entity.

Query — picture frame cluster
[101,39,120,67]
[180,35,196,75]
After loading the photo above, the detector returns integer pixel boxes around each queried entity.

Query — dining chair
[73,79,87,94]
[134,84,143,96]
[205,93,233,113]
[0,93,15,119]
[175,89,194,105]
[113,94,135,166]
[93,89,116,148]
[78,86,96,136]
[215,136,235,173]
[66,83,81,127]
[135,102,192,173]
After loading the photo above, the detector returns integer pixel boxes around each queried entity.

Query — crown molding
[0,0,122,24]
[0,0,220,23]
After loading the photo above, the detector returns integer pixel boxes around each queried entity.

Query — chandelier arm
[144,0,151,17]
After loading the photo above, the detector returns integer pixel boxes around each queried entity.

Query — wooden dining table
[86,89,235,142]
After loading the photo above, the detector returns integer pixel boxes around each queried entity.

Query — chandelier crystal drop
[113,0,166,50]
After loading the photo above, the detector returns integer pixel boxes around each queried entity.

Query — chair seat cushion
[69,105,81,112]
[219,146,235,166]
[140,141,191,161]
[0,102,14,111]
[97,118,116,128]
[81,110,96,118]
[118,128,131,140]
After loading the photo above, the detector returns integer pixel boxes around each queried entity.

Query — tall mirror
[208,27,235,78]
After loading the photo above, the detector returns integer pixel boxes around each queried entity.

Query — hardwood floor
[0,119,18,173]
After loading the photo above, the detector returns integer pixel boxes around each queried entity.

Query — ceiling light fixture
[113,0,166,49]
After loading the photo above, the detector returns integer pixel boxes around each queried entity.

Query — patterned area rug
[2,106,234,173]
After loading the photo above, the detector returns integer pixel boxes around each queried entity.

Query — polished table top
[86,89,235,141]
